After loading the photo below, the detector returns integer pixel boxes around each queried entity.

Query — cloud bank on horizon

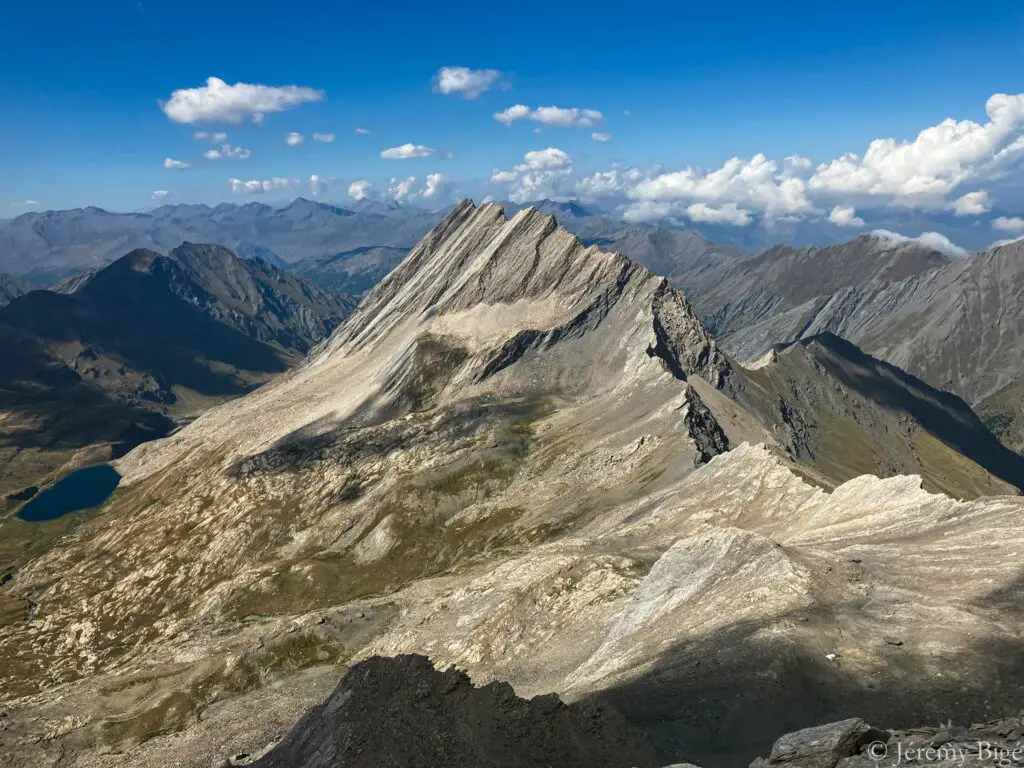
[482,89,1024,250]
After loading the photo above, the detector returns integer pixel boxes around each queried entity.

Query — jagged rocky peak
[321,199,728,393]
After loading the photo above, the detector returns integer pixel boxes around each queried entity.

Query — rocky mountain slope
[678,236,1024,415]
[0,273,30,308]
[592,230,1024,459]
[250,654,661,768]
[290,245,409,295]
[732,333,1024,497]
[2,202,1023,768]
[250,666,1024,768]
[0,320,175,499]
[0,199,440,283]
[0,243,354,495]
[687,235,951,348]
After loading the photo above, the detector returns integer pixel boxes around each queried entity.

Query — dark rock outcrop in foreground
[245,657,1024,768]
[751,716,1024,768]
[250,654,663,768]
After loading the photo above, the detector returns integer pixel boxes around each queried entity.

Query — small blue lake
[16,465,122,522]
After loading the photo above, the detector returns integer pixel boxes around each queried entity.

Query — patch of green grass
[402,335,470,412]
[426,458,515,497]
[256,632,339,678]
[101,690,197,748]
[100,656,262,749]
[0,505,106,586]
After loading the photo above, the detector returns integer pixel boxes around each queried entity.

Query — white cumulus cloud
[491,147,574,202]
[686,202,752,226]
[828,205,865,227]
[354,127,370,136]
[494,104,603,129]
[388,176,416,201]
[204,144,251,160]
[434,67,501,100]
[286,132,304,147]
[151,190,170,200]
[522,147,571,170]
[312,132,335,143]
[482,90,1024,229]
[809,92,1024,204]
[952,190,991,216]
[229,177,299,195]
[422,173,446,199]
[494,105,531,126]
[161,77,324,124]
[490,170,518,183]
[348,180,373,200]
[993,216,1024,232]
[381,143,434,159]
[628,154,813,220]
[622,201,677,223]
[163,157,189,169]
[872,229,968,260]
[574,166,648,199]
[591,132,612,142]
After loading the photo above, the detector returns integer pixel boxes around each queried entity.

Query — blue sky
[2,0,1024,246]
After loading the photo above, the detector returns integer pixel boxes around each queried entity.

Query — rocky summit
[247,654,662,768]
[2,202,1024,768]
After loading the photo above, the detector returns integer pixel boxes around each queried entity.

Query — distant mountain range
[0,242,355,495]
[0,198,442,283]
[290,245,410,295]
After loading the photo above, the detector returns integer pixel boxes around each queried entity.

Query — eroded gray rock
[251,654,663,768]
[763,719,889,768]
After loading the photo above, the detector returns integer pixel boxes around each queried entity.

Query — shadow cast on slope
[225,395,550,480]
[584,597,1024,768]
[1,276,288,399]
[735,333,1024,493]
[797,334,1024,490]
[0,322,176,453]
